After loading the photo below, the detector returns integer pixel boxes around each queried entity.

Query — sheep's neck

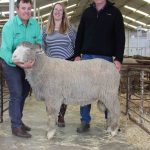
[25,54,45,84]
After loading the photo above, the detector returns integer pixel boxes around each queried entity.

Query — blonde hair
[46,3,70,34]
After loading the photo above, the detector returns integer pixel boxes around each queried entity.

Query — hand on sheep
[74,56,81,61]
[114,60,121,71]
[14,60,35,69]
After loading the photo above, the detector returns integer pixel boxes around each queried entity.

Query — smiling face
[53,4,64,21]
[16,1,32,24]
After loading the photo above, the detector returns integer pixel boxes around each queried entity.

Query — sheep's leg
[44,99,63,139]
[109,98,120,136]
[97,101,111,132]
[47,113,57,140]
[103,95,120,136]
[106,111,111,133]
[44,102,57,139]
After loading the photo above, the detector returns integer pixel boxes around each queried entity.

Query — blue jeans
[80,54,113,124]
[1,60,30,128]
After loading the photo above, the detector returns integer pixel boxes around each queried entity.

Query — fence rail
[0,62,9,123]
[120,64,150,135]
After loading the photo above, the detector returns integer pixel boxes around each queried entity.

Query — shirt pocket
[31,35,37,44]
[13,32,23,46]
[26,34,37,44]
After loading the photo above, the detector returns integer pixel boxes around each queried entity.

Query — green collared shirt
[0,15,42,66]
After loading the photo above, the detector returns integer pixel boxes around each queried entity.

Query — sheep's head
[12,42,40,63]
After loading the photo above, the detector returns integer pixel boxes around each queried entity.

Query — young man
[0,0,41,138]
[74,0,125,133]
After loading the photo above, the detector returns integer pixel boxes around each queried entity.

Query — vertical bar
[38,8,40,23]
[40,16,43,32]
[127,30,130,56]
[9,0,15,19]
[33,0,36,18]
[0,62,3,123]
[126,69,130,115]
[140,70,144,124]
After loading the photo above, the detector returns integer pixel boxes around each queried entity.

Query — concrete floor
[0,96,138,150]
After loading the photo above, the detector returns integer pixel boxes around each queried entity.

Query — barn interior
[0,0,150,150]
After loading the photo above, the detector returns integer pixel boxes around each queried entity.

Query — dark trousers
[80,54,113,124]
[1,60,30,128]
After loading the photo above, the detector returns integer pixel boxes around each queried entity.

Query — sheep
[12,42,121,139]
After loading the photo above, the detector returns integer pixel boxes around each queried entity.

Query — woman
[42,3,76,127]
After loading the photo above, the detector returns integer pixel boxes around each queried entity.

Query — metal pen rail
[120,63,150,135]
[0,61,9,123]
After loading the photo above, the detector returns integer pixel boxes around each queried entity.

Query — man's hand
[114,60,121,71]
[74,56,81,61]
[14,60,35,68]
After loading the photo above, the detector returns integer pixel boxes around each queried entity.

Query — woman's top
[42,26,76,60]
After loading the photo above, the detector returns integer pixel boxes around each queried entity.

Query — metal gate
[120,64,150,135]
[0,62,9,123]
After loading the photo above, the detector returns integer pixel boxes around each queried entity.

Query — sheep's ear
[32,44,41,50]
[31,44,43,54]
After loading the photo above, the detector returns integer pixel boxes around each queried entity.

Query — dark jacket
[74,1,125,63]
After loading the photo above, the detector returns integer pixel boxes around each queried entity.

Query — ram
[12,42,121,139]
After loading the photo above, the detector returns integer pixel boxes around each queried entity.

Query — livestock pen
[120,61,150,135]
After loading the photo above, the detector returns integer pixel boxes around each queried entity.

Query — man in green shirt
[0,0,42,138]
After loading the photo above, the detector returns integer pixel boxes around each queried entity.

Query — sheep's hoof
[47,129,56,140]
[110,129,118,137]
[106,126,111,133]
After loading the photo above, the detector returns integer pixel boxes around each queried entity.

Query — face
[93,0,106,5]
[12,45,29,63]
[16,1,32,24]
[12,45,35,63]
[53,4,64,21]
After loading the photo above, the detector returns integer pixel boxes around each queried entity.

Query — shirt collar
[16,15,34,26]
